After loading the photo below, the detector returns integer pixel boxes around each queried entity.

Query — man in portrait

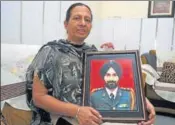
[90,60,136,111]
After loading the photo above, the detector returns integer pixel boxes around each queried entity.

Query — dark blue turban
[100,60,122,78]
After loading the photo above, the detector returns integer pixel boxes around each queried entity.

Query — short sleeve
[25,44,63,102]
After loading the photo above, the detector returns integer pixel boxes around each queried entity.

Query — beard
[105,81,118,89]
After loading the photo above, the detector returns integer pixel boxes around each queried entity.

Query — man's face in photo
[104,67,119,89]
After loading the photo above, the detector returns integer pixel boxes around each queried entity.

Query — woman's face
[64,6,92,44]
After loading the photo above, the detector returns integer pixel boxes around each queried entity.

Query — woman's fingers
[90,107,103,124]
[90,107,102,118]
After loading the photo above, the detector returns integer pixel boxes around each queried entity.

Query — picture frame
[82,50,147,123]
[148,1,174,18]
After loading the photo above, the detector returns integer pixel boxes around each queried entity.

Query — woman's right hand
[76,106,103,125]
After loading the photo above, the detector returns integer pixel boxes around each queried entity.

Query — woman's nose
[79,19,86,26]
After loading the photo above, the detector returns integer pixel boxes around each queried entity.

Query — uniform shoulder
[91,87,104,93]
[120,87,132,91]
[120,87,135,96]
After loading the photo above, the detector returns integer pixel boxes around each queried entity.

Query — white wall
[1,1,175,54]
[100,1,149,19]
[22,1,43,44]
[1,1,101,45]
[1,1,21,44]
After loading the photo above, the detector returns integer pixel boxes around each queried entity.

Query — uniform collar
[105,87,118,99]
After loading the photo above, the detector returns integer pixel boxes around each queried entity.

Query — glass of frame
[148,1,174,18]
[82,50,147,123]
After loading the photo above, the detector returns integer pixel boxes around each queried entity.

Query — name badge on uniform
[118,104,128,108]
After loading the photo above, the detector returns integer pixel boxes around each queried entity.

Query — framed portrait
[148,1,174,18]
[82,50,147,123]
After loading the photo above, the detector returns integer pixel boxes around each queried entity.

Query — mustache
[106,81,116,84]
[105,81,118,89]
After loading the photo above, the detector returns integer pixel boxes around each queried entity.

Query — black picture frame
[82,50,147,123]
[148,1,174,18]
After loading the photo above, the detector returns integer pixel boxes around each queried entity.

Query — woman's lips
[77,29,86,34]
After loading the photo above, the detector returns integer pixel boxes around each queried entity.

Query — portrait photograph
[83,50,147,123]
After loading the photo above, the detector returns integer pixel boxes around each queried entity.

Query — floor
[155,114,175,125]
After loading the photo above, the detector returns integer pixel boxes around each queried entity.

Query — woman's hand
[138,98,156,125]
[76,106,102,125]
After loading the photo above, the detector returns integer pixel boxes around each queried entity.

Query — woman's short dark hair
[65,2,93,22]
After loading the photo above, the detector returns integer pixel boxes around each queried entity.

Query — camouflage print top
[26,39,97,125]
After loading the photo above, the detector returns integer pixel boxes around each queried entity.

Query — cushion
[142,73,146,88]
[142,64,160,86]
[154,81,175,92]
[158,62,175,83]
[1,95,31,111]
[149,50,156,55]
[141,53,157,70]
[142,64,160,79]
[2,102,32,125]
[141,55,147,64]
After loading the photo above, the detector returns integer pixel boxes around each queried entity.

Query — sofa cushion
[2,102,32,125]
[154,81,175,92]
[142,64,160,86]
[158,62,175,83]
[141,53,157,70]
[142,64,160,79]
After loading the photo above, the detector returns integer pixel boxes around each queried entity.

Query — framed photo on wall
[148,1,174,18]
[82,50,147,123]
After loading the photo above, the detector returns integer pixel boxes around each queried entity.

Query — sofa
[141,50,175,116]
